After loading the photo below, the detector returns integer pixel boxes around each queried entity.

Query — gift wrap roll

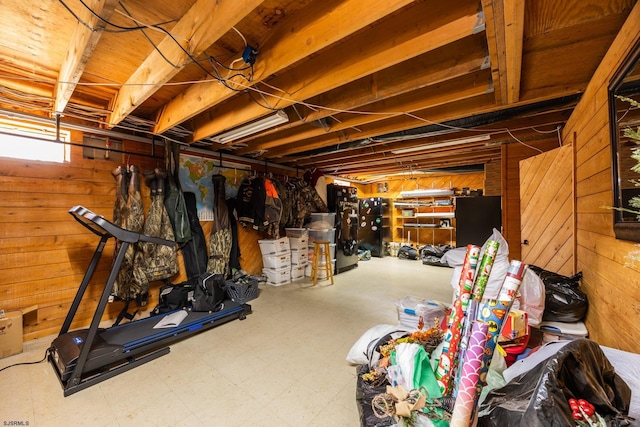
[476,260,527,386]
[471,240,500,303]
[476,300,510,386]
[449,320,490,427]
[435,245,480,395]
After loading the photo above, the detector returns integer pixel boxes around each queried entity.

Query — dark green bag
[164,141,192,243]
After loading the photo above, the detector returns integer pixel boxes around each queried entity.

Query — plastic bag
[518,268,545,327]
[355,364,395,427]
[477,339,633,426]
[529,265,588,322]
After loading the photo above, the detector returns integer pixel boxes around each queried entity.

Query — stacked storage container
[286,228,308,281]
[258,237,291,286]
[305,213,336,278]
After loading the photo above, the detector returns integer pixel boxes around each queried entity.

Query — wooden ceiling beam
[54,0,118,114]
[237,70,492,154]
[189,1,483,142]
[286,111,568,170]
[153,0,414,135]
[106,0,265,128]
[482,0,525,105]
[261,93,497,158]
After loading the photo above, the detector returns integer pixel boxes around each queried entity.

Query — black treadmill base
[50,346,170,397]
[51,302,251,396]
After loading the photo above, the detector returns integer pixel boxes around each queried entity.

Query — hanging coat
[132,169,179,293]
[207,174,232,277]
[112,164,145,301]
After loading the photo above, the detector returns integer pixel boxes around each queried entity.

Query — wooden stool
[310,240,334,286]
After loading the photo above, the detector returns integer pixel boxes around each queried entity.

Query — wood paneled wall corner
[561,0,640,352]
[0,133,167,341]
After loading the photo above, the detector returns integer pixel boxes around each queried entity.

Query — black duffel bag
[151,281,194,315]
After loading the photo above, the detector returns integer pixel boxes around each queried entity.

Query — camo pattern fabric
[207,228,232,277]
[112,165,144,301]
[208,174,232,276]
[132,175,178,293]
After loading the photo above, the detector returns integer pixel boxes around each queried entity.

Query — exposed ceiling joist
[153,0,414,135]
[190,1,484,142]
[107,0,265,127]
[54,0,118,114]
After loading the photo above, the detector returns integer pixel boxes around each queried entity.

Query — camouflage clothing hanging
[111,165,144,301]
[207,174,232,276]
[131,168,178,293]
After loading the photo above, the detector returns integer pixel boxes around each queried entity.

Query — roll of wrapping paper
[449,320,490,427]
[435,245,481,395]
[471,240,500,302]
[476,260,527,387]
[454,240,500,394]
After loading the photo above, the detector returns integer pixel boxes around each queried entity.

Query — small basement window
[0,118,70,163]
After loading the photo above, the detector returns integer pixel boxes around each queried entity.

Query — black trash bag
[420,244,444,258]
[398,245,418,260]
[478,339,633,427]
[422,255,449,267]
[355,364,394,427]
[529,265,588,322]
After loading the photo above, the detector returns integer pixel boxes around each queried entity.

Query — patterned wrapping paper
[476,260,527,386]
[435,245,480,395]
[449,320,490,427]
[454,241,500,394]
[471,240,500,302]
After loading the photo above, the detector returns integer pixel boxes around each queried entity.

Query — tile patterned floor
[0,257,454,427]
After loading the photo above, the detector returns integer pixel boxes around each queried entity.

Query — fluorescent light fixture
[390,134,490,154]
[210,110,289,144]
[400,188,454,198]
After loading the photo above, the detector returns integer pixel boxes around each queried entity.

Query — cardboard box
[0,306,38,359]
[501,309,528,340]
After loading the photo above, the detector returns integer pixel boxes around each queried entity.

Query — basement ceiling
[0,0,636,179]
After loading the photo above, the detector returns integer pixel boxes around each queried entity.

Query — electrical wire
[0,347,51,372]
[117,1,179,69]
[22,2,567,150]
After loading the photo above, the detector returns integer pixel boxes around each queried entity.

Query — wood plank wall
[562,1,640,353]
[0,131,299,341]
[501,137,565,261]
[359,172,485,247]
[520,144,575,276]
[0,131,164,340]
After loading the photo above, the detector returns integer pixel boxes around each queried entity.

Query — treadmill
[49,205,251,396]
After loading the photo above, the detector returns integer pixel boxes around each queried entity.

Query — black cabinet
[455,196,502,247]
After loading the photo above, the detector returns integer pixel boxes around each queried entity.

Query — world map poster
[179,153,249,221]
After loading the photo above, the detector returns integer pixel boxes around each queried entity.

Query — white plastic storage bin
[262,267,291,286]
[289,249,308,266]
[258,237,290,256]
[305,259,336,278]
[285,228,308,238]
[308,213,336,229]
[291,265,306,281]
[308,228,336,244]
[262,253,291,269]
[395,297,447,329]
[288,235,309,250]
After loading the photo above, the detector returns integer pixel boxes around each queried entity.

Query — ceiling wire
[13,3,569,151]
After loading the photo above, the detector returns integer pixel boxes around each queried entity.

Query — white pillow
[346,324,413,365]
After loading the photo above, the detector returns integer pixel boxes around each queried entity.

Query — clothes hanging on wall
[207,174,232,277]
[111,164,144,301]
[131,168,179,293]
[236,175,328,233]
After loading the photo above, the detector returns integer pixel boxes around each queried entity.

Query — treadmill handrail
[69,205,175,246]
